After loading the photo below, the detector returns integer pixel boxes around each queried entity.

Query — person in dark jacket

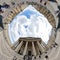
[0,5,4,13]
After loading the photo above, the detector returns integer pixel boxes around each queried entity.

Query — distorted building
[0,0,60,60]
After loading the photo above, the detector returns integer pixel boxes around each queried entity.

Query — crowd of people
[0,3,10,13]
[40,0,57,5]
[56,6,60,29]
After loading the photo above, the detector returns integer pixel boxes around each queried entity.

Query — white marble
[8,5,52,44]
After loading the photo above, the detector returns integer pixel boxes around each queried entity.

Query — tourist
[44,2,47,5]
[11,2,15,5]
[40,0,58,5]
[3,2,10,8]
[4,4,10,8]
[45,55,48,59]
[40,0,42,3]
[0,5,1,9]
[56,5,60,29]
[0,5,3,13]
[40,0,48,5]
[48,0,57,3]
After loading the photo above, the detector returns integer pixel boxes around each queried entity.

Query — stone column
[37,41,45,53]
[23,41,28,56]
[14,8,18,13]
[15,41,23,52]
[32,42,36,56]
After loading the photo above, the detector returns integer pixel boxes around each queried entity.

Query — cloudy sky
[8,5,52,44]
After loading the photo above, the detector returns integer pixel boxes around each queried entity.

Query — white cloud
[8,5,52,44]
